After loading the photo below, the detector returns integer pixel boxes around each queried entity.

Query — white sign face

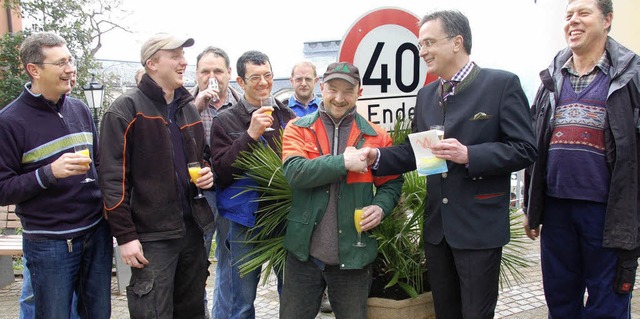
[339,7,436,131]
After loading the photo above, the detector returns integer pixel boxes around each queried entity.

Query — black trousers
[425,239,502,319]
[127,221,208,319]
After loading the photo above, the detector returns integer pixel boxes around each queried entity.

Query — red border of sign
[339,7,437,86]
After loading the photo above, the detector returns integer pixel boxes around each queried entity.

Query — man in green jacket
[279,62,403,319]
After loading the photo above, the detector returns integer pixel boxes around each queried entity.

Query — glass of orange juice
[187,162,205,199]
[354,207,366,247]
[260,96,276,132]
[74,144,94,183]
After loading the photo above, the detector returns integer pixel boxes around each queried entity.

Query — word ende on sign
[360,95,416,129]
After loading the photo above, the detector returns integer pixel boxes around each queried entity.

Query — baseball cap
[140,33,194,66]
[323,62,360,86]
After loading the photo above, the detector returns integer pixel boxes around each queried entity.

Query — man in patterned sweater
[524,0,640,317]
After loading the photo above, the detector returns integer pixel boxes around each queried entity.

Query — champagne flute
[430,125,444,141]
[260,96,276,132]
[74,144,95,183]
[187,162,206,199]
[208,77,219,104]
[353,207,366,247]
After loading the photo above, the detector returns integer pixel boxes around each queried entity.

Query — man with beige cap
[98,33,215,318]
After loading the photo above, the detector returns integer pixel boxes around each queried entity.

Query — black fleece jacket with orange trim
[98,74,214,245]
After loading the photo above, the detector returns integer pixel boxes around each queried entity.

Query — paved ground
[1,236,639,318]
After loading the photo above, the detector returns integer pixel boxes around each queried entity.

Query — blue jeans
[217,219,283,319]
[203,189,218,260]
[20,257,79,319]
[541,197,631,319]
[212,215,232,319]
[203,189,218,312]
[280,253,372,319]
[23,219,112,319]
[228,220,262,319]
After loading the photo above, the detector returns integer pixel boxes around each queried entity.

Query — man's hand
[247,107,274,140]
[50,153,92,179]
[344,146,368,173]
[359,205,384,231]
[359,147,379,166]
[193,87,220,112]
[119,239,149,269]
[431,138,469,164]
[522,213,540,240]
[194,166,215,189]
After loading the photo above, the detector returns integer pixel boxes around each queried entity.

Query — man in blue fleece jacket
[0,32,112,318]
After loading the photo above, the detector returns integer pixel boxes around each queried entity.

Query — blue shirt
[287,95,320,117]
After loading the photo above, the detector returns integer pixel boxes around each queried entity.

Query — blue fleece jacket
[0,84,103,239]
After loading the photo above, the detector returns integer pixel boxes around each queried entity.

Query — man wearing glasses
[285,61,321,117]
[210,50,295,319]
[364,10,537,318]
[0,32,112,318]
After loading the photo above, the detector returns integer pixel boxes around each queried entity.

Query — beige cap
[140,33,194,66]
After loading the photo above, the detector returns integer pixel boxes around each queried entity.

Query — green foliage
[0,0,129,108]
[371,117,426,297]
[371,170,426,297]
[499,208,530,289]
[0,32,28,106]
[232,136,290,283]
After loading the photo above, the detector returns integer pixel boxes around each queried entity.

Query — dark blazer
[376,66,537,249]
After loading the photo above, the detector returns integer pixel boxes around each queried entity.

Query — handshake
[344,147,378,174]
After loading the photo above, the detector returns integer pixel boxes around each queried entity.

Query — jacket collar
[137,73,194,107]
[292,104,378,136]
[545,37,639,94]
[22,82,67,112]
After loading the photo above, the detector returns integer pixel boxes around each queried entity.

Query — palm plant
[232,137,289,283]
[234,119,531,294]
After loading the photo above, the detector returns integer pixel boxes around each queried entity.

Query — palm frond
[232,137,290,281]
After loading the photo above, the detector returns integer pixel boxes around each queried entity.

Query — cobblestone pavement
[1,236,639,318]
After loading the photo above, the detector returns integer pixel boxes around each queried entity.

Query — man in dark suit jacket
[364,10,537,319]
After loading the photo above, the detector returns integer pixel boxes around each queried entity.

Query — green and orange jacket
[282,111,403,269]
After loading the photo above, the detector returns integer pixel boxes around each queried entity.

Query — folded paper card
[408,130,448,176]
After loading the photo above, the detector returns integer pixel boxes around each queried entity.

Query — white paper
[408,130,448,176]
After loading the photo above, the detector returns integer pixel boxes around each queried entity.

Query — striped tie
[441,81,457,101]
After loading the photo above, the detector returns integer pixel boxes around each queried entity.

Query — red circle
[339,8,437,86]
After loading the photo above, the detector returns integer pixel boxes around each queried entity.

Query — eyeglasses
[32,59,76,68]
[417,36,455,50]
[244,72,273,84]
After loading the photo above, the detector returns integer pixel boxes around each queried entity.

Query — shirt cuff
[372,148,381,170]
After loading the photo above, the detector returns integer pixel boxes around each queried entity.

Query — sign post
[339,7,437,130]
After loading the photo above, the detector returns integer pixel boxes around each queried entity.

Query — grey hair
[419,10,472,55]
[20,32,67,78]
[196,46,231,69]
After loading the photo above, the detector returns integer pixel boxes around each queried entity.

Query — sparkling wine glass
[430,125,444,140]
[208,77,219,104]
[187,162,205,199]
[74,144,95,183]
[353,207,366,247]
[260,96,276,132]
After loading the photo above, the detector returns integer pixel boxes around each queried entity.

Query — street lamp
[83,75,104,129]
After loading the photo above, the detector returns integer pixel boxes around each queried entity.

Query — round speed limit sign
[339,7,437,131]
